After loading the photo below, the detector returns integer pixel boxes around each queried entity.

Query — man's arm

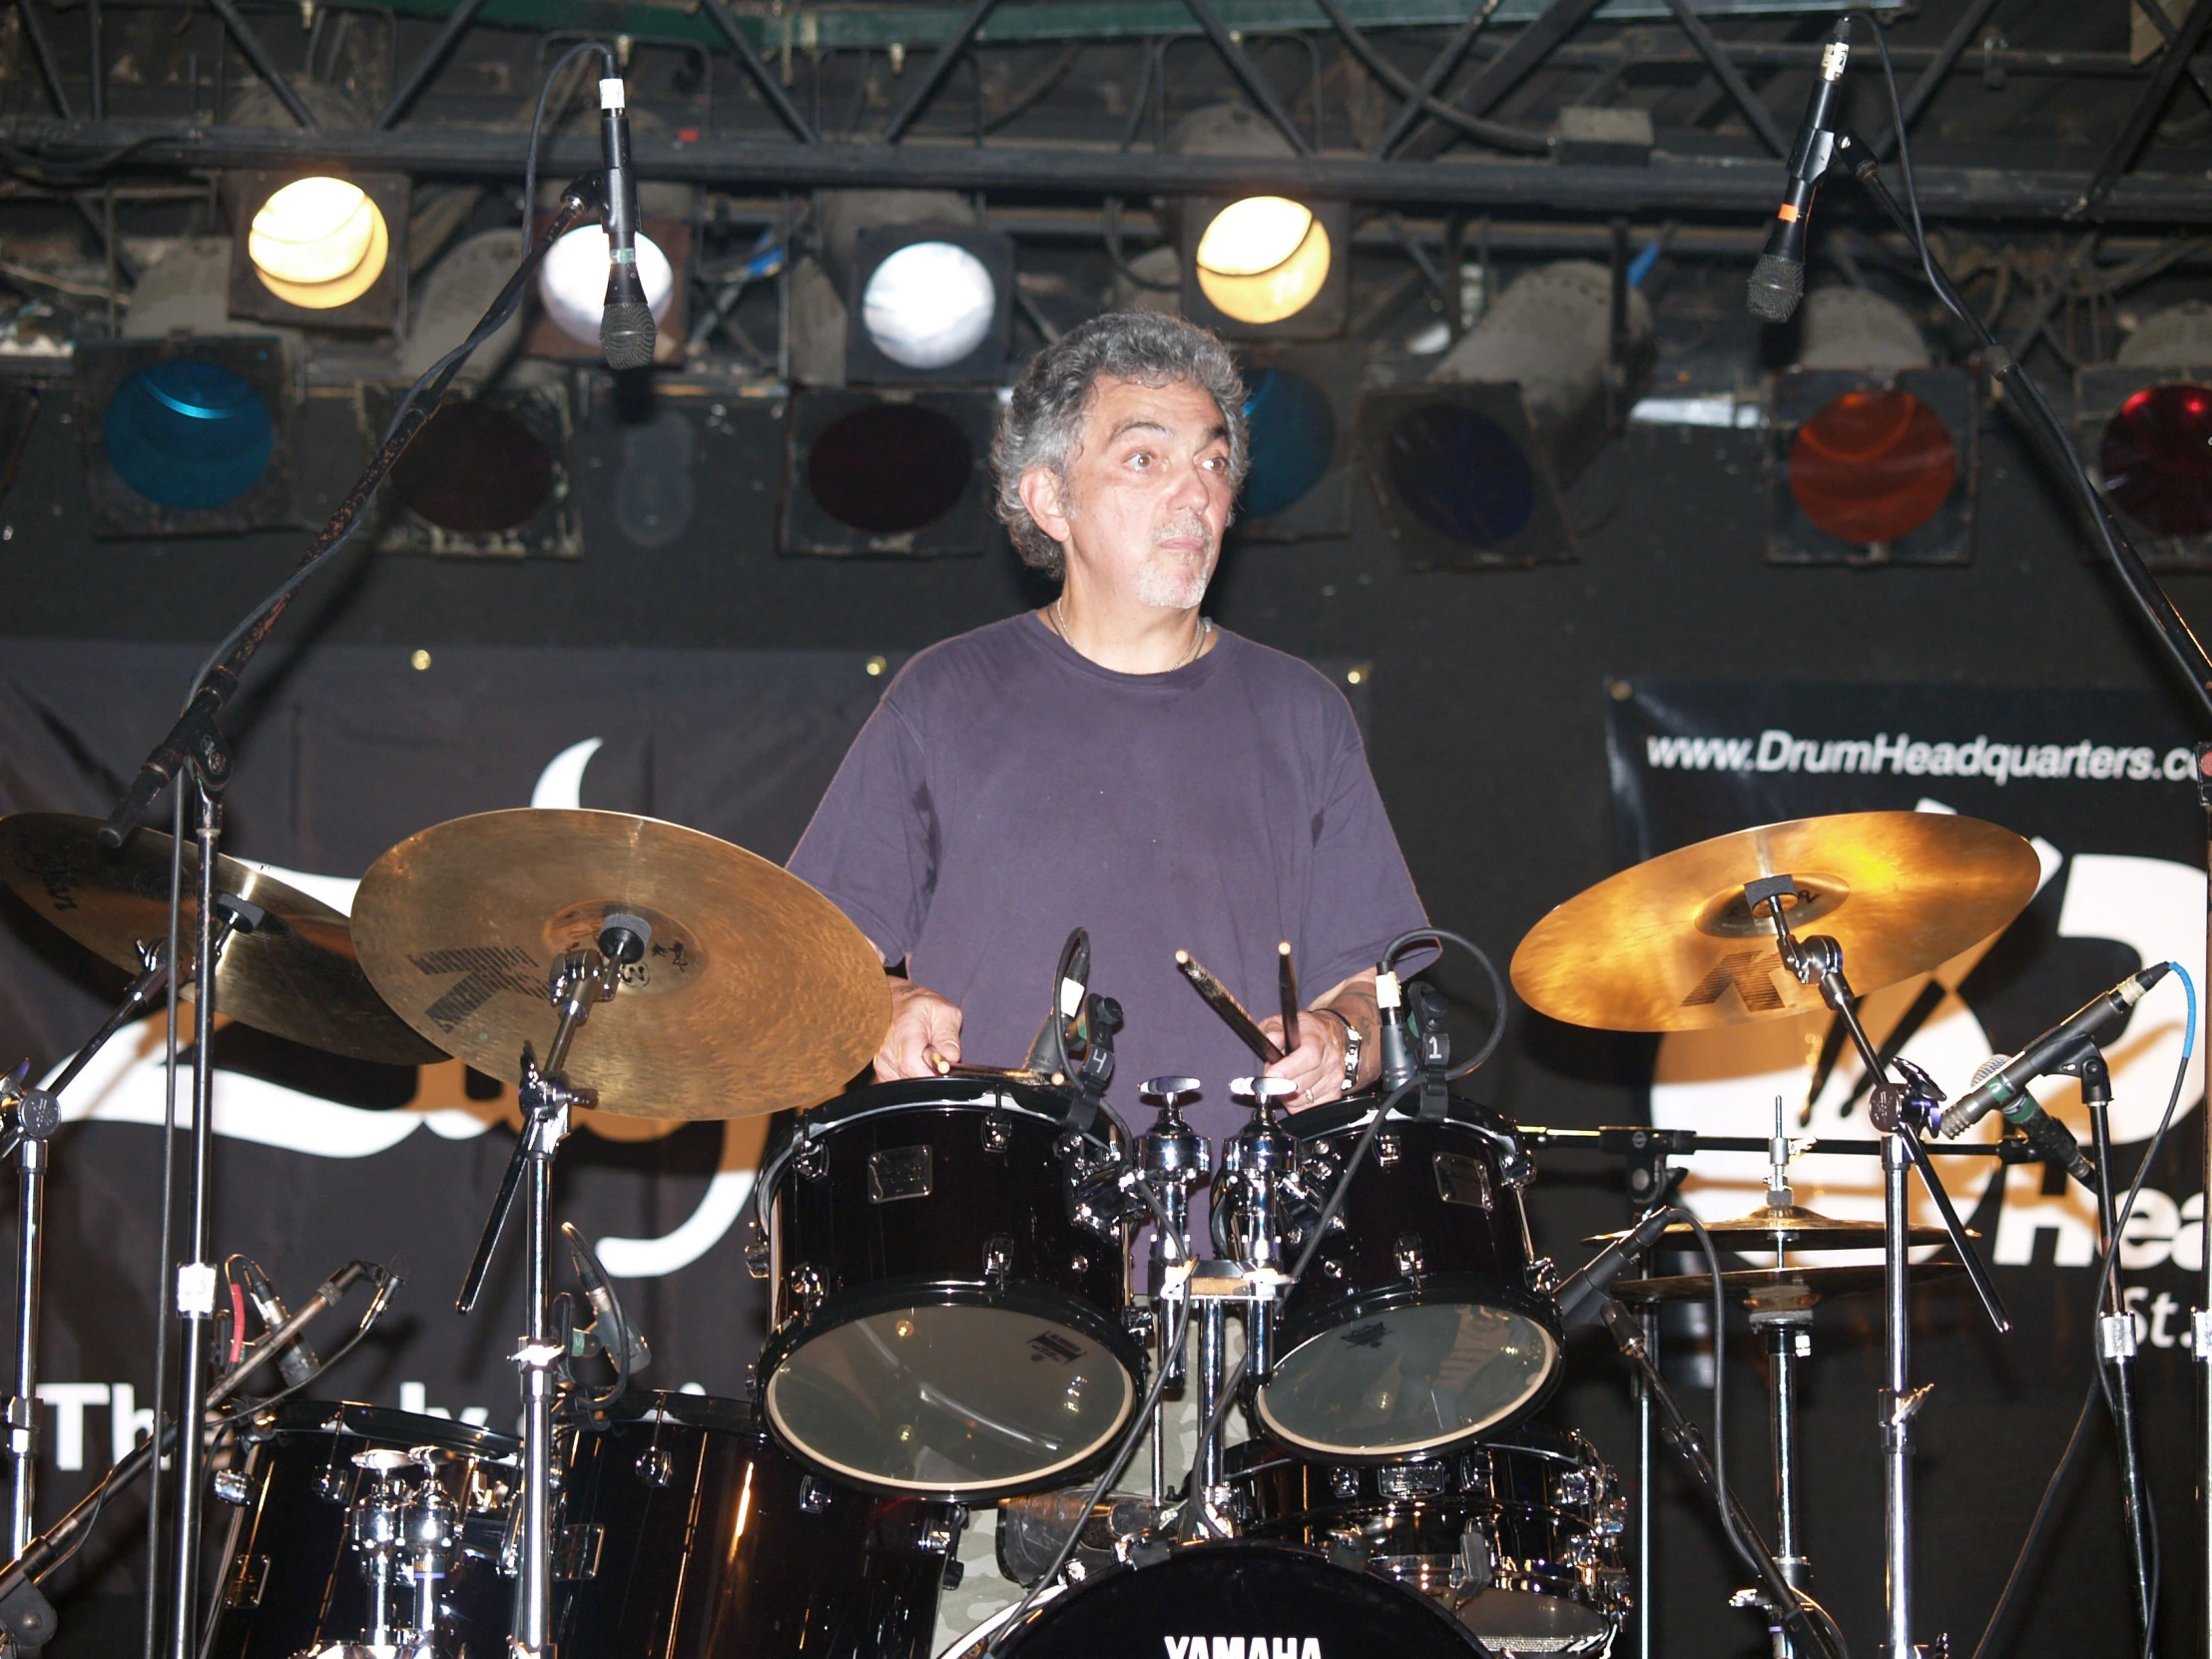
[878,974,963,1080]
[1259,969,1382,1109]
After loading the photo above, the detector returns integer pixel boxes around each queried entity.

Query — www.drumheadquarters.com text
[1641,731,2199,786]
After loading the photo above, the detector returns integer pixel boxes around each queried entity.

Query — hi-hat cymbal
[1585,1202,1963,1253]
[352,809,888,1119]
[0,813,446,1066]
[1610,1260,1965,1310]
[1510,812,2039,1032]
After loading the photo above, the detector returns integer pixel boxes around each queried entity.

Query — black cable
[522,40,614,263]
[1308,0,1550,154]
[1965,1376,2104,1659]
[1381,925,1509,1076]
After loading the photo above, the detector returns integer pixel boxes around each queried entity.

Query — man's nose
[1165,453,1217,513]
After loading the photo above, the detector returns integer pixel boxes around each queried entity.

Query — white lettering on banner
[35,1383,107,1471]
[398,1382,491,1426]
[1991,1161,2100,1268]
[111,1382,154,1463]
[2122,1286,2191,1349]
[2052,853,2206,1142]
[1649,728,2189,787]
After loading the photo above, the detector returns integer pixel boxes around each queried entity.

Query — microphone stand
[90,177,601,1659]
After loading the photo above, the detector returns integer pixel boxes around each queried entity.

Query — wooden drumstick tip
[1175,949,1192,966]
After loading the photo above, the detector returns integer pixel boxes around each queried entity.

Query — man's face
[1048,376,1236,612]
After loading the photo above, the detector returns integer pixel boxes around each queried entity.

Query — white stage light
[248,177,390,309]
[536,225,674,351]
[860,241,998,370]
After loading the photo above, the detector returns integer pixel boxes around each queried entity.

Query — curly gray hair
[991,311,1251,577]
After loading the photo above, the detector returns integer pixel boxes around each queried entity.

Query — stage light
[1170,105,1349,340]
[537,225,676,352]
[2098,382,2212,538]
[1236,348,1358,538]
[366,379,578,558]
[1355,385,1573,570]
[75,337,293,536]
[1768,288,1974,565]
[784,388,998,555]
[247,178,388,308]
[227,171,408,330]
[860,242,998,370]
[1195,199,1333,327]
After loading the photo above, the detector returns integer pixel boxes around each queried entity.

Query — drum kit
[0,798,2136,1659]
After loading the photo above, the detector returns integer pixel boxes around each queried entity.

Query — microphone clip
[1868,1056,1944,1136]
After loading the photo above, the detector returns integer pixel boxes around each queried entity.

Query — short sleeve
[786,697,938,964]
[1301,709,1430,992]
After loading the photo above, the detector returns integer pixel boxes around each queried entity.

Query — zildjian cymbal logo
[1679,949,1786,1013]
[407,945,540,1031]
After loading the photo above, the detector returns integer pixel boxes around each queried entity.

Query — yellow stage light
[247,177,390,310]
[1194,197,1333,326]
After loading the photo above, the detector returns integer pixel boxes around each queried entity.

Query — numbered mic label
[176,1262,218,1317]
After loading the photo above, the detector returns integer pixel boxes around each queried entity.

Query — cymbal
[1610,1260,1965,1310]
[0,813,445,1066]
[352,809,888,1119]
[1586,1202,1965,1253]
[1510,812,2039,1032]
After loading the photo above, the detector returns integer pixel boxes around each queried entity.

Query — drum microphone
[598,73,656,370]
[1938,963,2169,1142]
[1555,1205,1678,1330]
[562,1223,650,1372]
[241,1260,320,1386]
[1746,17,1852,324]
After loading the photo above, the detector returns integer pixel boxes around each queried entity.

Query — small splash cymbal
[1610,1259,1965,1310]
[1511,812,2039,1032]
[352,809,888,1119]
[0,812,445,1066]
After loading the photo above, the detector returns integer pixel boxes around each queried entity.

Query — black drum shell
[1267,1095,1562,1452]
[758,1079,1143,1495]
[204,1401,517,1659]
[556,1391,952,1659]
[970,1538,1485,1658]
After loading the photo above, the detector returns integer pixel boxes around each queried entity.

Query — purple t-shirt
[788,614,1428,1149]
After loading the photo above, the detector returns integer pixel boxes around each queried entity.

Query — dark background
[4,368,2212,1659]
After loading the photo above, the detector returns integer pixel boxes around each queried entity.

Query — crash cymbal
[1609,1259,1965,1310]
[1510,812,2038,1032]
[352,809,888,1120]
[1586,1202,1965,1252]
[0,813,445,1066]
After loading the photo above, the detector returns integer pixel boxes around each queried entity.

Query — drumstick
[927,1047,1066,1087]
[1175,949,1285,1064]
[1278,941,1301,1056]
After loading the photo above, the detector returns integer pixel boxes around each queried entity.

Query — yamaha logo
[1163,1642,1324,1659]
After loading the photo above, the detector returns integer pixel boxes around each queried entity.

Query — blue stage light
[1383,404,1536,548]
[1240,367,1337,519]
[102,359,275,510]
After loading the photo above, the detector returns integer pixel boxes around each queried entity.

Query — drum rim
[237,1396,520,1459]
[1253,1293,1562,1460]
[758,1280,1145,1500]
[577,1387,766,1437]
[791,1076,1072,1133]
[1287,1090,1515,1140]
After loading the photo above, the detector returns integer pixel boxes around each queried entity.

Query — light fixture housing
[75,336,294,536]
[1179,196,1350,341]
[228,171,408,330]
[362,379,579,558]
[1767,368,1975,565]
[2074,301,2212,569]
[524,214,692,365]
[784,387,997,555]
[844,226,1015,385]
[1355,384,1574,570]
[1235,342,1361,541]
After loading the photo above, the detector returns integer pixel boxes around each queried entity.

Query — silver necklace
[1051,598,1213,669]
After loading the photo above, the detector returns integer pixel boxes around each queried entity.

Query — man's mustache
[1153,516,1214,550]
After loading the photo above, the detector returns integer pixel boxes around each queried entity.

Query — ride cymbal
[0,812,445,1066]
[1585,1202,1963,1253]
[352,809,888,1119]
[1510,812,2038,1032]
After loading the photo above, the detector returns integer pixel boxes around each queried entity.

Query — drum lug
[797,1474,833,1515]
[1393,1231,1424,1276]
[1526,1256,1560,1294]
[1373,1132,1401,1168]
[211,1469,252,1506]
[793,1138,829,1182]
[786,1263,826,1322]
[744,1224,771,1281]
[1122,1304,1156,1343]
[1454,1521,1494,1592]
[981,1111,1014,1154]
[634,1445,674,1488]
[917,1501,967,1555]
[1329,1467,1361,1500]
[982,1235,1014,1288]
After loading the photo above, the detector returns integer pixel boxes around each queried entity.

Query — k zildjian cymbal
[352,809,889,1120]
[1585,1202,1964,1253]
[1609,1260,1965,1309]
[0,812,446,1066]
[1510,812,2039,1032]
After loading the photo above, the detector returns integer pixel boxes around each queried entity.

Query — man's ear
[1018,464,1071,547]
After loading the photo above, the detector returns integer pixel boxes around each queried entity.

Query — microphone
[1556,1205,1678,1330]
[1939,963,2171,1139]
[1376,967,1415,1088]
[562,1223,650,1372]
[598,74,656,370]
[1962,1056,2096,1190]
[1746,18,1852,323]
[240,1261,319,1387]
[1026,928,1091,1072]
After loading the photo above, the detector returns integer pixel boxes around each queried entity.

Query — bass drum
[204,1400,516,1659]
[1227,1424,1629,1655]
[758,1079,1143,1499]
[948,1539,1486,1659]
[556,1390,959,1659]
[1249,1094,1560,1460]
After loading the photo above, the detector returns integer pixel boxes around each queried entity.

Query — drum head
[765,1297,1137,1496]
[1254,1303,1556,1457]
[971,1540,1487,1658]
[1457,1587,1611,1654]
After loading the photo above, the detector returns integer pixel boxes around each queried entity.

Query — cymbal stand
[2068,1044,2156,1648]
[1134,1078,1207,1505]
[1748,875,2010,1659]
[1751,1099,1817,1657]
[455,914,649,1659]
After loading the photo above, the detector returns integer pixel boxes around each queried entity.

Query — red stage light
[2098,381,2212,538]
[1787,388,1957,546]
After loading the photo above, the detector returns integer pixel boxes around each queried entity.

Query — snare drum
[557,1391,957,1659]
[1228,1425,1630,1655]
[1246,1093,1560,1459]
[757,1079,1143,1498]
[204,1400,516,1659]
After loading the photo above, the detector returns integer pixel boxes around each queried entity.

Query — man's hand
[878,979,963,1080]
[1260,971,1382,1111]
